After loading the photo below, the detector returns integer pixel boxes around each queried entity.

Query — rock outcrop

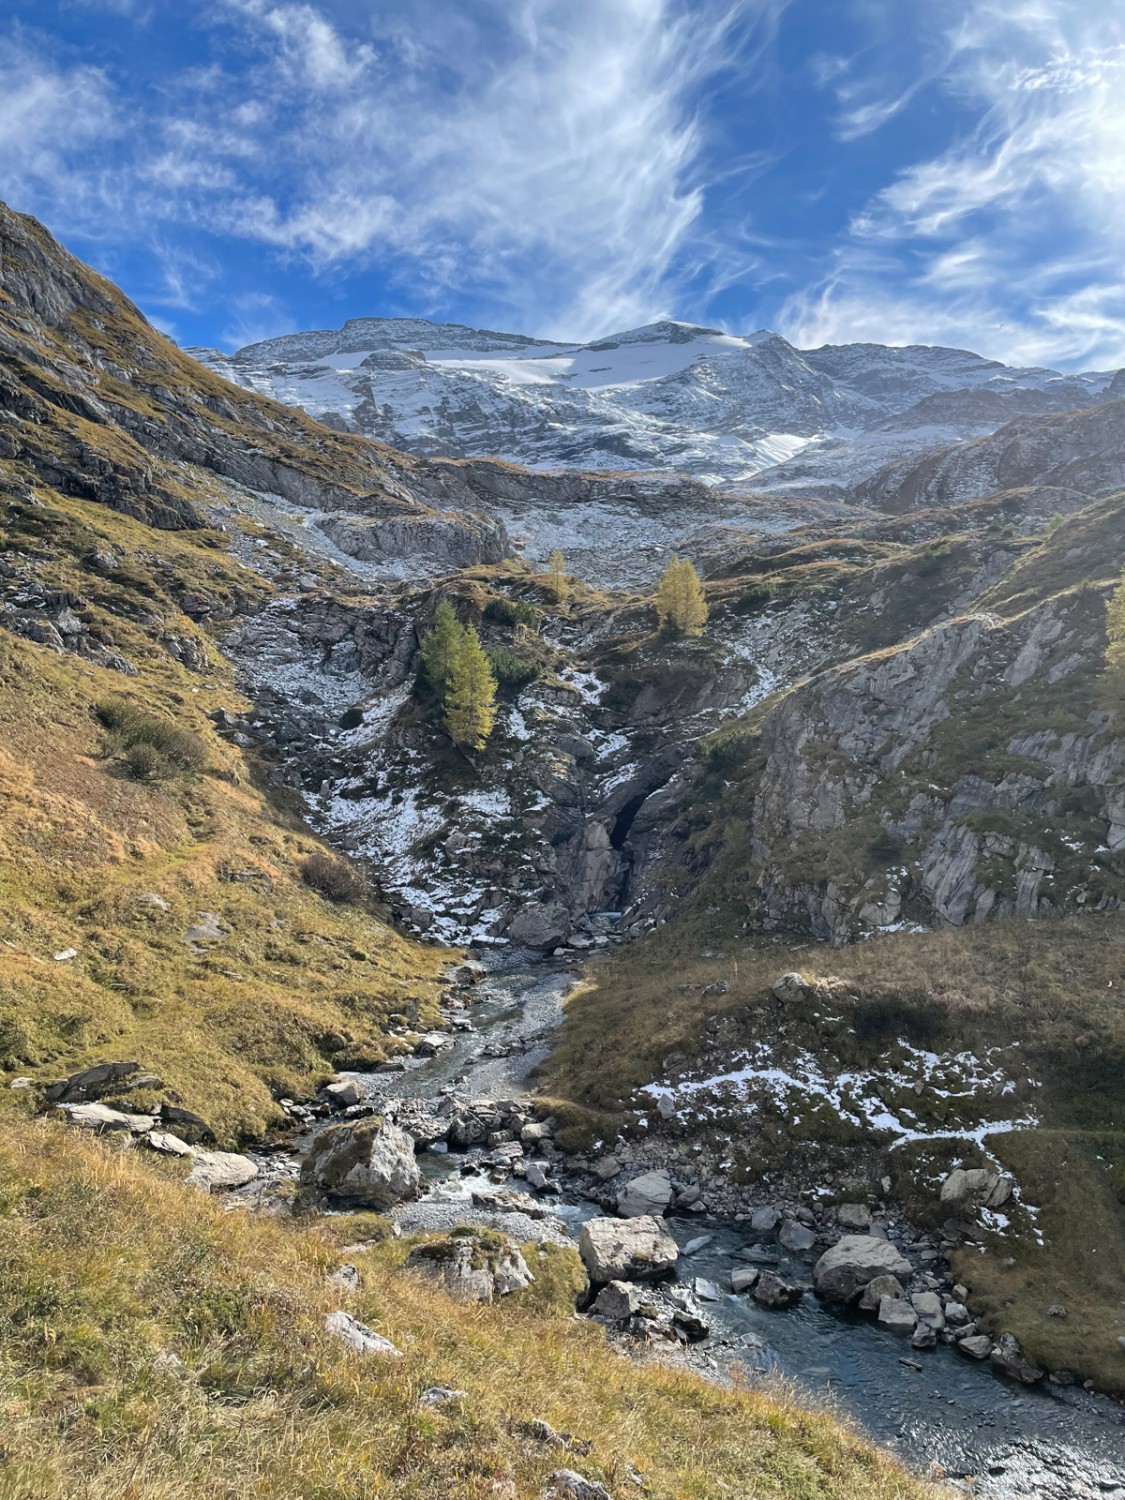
[813,1236,913,1303]
[577,1216,678,1284]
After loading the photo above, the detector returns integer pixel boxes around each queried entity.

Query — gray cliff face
[742,586,1124,943]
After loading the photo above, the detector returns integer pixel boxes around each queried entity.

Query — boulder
[185,1150,259,1191]
[813,1235,912,1303]
[405,1231,534,1303]
[144,1130,194,1157]
[911,1291,945,1330]
[779,1219,816,1253]
[300,1116,420,1209]
[538,1470,612,1500]
[753,1271,803,1309]
[45,1061,140,1104]
[957,1334,994,1360]
[878,1296,918,1335]
[592,1281,642,1321]
[730,1266,760,1294]
[508,901,571,950]
[991,1332,1044,1384]
[593,1155,621,1181]
[58,1102,154,1132]
[693,1277,723,1303]
[324,1310,401,1358]
[944,1300,971,1326]
[578,1215,678,1283]
[616,1169,673,1218]
[749,1206,782,1233]
[939,1168,1013,1212]
[324,1077,363,1108]
[858,1273,904,1312]
[837,1203,872,1231]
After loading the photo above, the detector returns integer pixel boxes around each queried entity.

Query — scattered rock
[957,1334,994,1361]
[693,1277,723,1303]
[45,1061,140,1104]
[593,1155,621,1181]
[405,1231,535,1303]
[858,1273,904,1312]
[616,1169,673,1219]
[682,1234,713,1256]
[300,1116,420,1209]
[324,1310,401,1358]
[939,1168,1013,1212]
[144,1130,194,1157]
[878,1296,918,1335]
[8,1076,32,1090]
[991,1332,1044,1384]
[779,1219,816,1253]
[592,1281,642,1321]
[753,1271,803,1309]
[813,1235,912,1303]
[730,1266,760,1294]
[183,912,229,951]
[185,1150,259,1191]
[911,1291,945,1330]
[52,948,78,962]
[578,1215,678,1283]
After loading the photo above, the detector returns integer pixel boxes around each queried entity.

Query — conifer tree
[420,599,464,693]
[444,625,497,752]
[654,555,708,637]
[547,547,570,603]
[1106,566,1125,718]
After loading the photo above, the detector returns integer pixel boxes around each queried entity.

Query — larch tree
[444,625,498,752]
[1106,566,1125,718]
[420,599,464,694]
[654,555,708,637]
[547,548,570,603]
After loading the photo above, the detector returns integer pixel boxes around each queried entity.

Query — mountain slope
[192,315,1114,489]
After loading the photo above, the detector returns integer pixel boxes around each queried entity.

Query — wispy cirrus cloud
[782,0,1125,368]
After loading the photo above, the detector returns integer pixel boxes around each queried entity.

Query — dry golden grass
[0,1119,940,1500]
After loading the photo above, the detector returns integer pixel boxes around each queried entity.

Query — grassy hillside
[0,476,448,1143]
[0,1120,935,1500]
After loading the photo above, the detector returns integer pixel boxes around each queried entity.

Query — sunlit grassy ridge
[0,481,446,1143]
[0,1120,938,1500]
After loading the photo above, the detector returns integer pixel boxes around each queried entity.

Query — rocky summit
[2,196,1125,1499]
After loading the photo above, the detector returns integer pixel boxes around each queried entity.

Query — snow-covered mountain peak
[190,314,1113,489]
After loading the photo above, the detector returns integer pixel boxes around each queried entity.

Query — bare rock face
[578,1215,678,1284]
[813,1235,912,1303]
[405,1230,535,1302]
[300,1116,420,1208]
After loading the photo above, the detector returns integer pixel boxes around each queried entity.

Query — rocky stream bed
[285,961,1125,1500]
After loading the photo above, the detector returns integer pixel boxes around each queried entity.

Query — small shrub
[486,644,539,694]
[300,852,365,904]
[97,698,206,778]
[733,579,778,614]
[483,596,539,628]
[915,540,952,578]
[865,829,905,869]
[121,741,172,782]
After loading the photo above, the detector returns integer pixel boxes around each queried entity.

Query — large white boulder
[578,1215,678,1283]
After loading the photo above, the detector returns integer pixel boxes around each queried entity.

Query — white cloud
[20,0,781,340]
[782,0,1125,369]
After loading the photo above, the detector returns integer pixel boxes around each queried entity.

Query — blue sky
[2,0,1123,369]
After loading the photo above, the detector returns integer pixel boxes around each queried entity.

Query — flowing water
[352,964,1125,1498]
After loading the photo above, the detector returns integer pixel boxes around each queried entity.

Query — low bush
[486,644,540,694]
[483,595,539,628]
[300,851,366,904]
[96,697,207,780]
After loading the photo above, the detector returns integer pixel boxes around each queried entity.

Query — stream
[348,963,1125,1499]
